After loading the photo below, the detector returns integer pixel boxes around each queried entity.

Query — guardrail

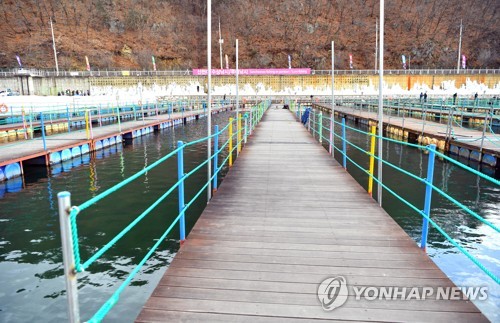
[56,101,270,322]
[1,68,499,78]
[296,105,499,286]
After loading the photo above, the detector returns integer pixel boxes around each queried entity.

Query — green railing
[295,105,499,286]
[57,101,270,322]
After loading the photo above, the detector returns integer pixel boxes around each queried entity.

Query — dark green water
[0,112,231,322]
[0,109,498,322]
[313,110,499,321]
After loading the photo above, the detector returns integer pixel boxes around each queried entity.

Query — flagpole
[218,17,223,70]
[377,0,384,206]
[375,19,378,71]
[456,19,463,73]
[207,0,212,202]
[50,17,59,75]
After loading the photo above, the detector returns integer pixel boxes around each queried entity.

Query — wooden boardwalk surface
[136,108,487,322]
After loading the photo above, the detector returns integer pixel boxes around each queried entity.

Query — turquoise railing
[299,106,500,285]
[57,101,270,322]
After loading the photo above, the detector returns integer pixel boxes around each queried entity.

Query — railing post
[177,141,186,243]
[249,110,253,135]
[368,125,376,196]
[318,111,323,143]
[420,144,436,251]
[237,113,242,155]
[213,125,219,193]
[66,105,71,133]
[308,109,311,132]
[229,117,233,167]
[98,104,102,127]
[40,112,47,150]
[329,118,333,155]
[341,117,347,169]
[116,105,122,132]
[244,114,248,144]
[57,192,80,323]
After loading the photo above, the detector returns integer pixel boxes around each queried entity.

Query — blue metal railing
[57,101,270,322]
[301,106,500,285]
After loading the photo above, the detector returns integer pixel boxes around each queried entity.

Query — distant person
[423,92,427,103]
[453,93,457,105]
[419,92,423,103]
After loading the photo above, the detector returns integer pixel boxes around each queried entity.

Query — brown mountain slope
[0,0,498,70]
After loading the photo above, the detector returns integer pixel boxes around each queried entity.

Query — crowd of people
[57,89,91,96]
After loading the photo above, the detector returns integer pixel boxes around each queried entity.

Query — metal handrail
[57,101,270,322]
[301,106,499,286]
[1,68,499,78]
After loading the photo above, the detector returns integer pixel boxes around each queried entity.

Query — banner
[152,56,157,71]
[192,68,311,76]
[16,55,22,68]
[225,54,229,69]
[402,55,406,70]
[349,54,353,69]
[85,56,90,71]
[462,55,466,69]
[288,55,292,69]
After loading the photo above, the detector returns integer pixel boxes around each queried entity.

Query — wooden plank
[136,108,487,322]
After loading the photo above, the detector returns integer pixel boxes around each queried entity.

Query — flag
[462,55,466,69]
[85,56,90,71]
[16,55,22,68]
[349,54,353,69]
[225,54,229,69]
[288,55,292,69]
[152,56,157,71]
[402,55,406,70]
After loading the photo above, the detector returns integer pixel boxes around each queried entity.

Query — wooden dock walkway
[0,107,228,168]
[136,108,486,322]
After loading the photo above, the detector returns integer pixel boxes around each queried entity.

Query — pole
[236,39,239,120]
[377,0,385,206]
[375,19,378,71]
[229,117,233,167]
[207,0,212,202]
[50,17,59,75]
[177,141,186,243]
[331,41,335,156]
[57,192,80,323]
[218,17,223,69]
[213,126,219,193]
[40,112,47,150]
[368,126,376,196]
[457,19,463,73]
[420,144,436,251]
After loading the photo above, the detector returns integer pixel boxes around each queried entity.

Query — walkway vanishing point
[136,108,486,322]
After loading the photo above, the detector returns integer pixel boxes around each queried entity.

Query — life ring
[0,104,8,114]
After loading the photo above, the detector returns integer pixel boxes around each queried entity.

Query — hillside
[0,0,498,70]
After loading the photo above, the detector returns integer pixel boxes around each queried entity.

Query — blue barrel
[103,138,110,147]
[116,135,122,143]
[482,154,497,167]
[141,128,147,135]
[71,146,81,157]
[135,130,141,137]
[0,167,5,182]
[109,136,116,146]
[61,149,72,161]
[81,144,90,155]
[95,140,103,151]
[449,145,459,155]
[6,177,22,193]
[4,162,22,180]
[459,147,470,159]
[50,152,61,164]
[470,150,481,162]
